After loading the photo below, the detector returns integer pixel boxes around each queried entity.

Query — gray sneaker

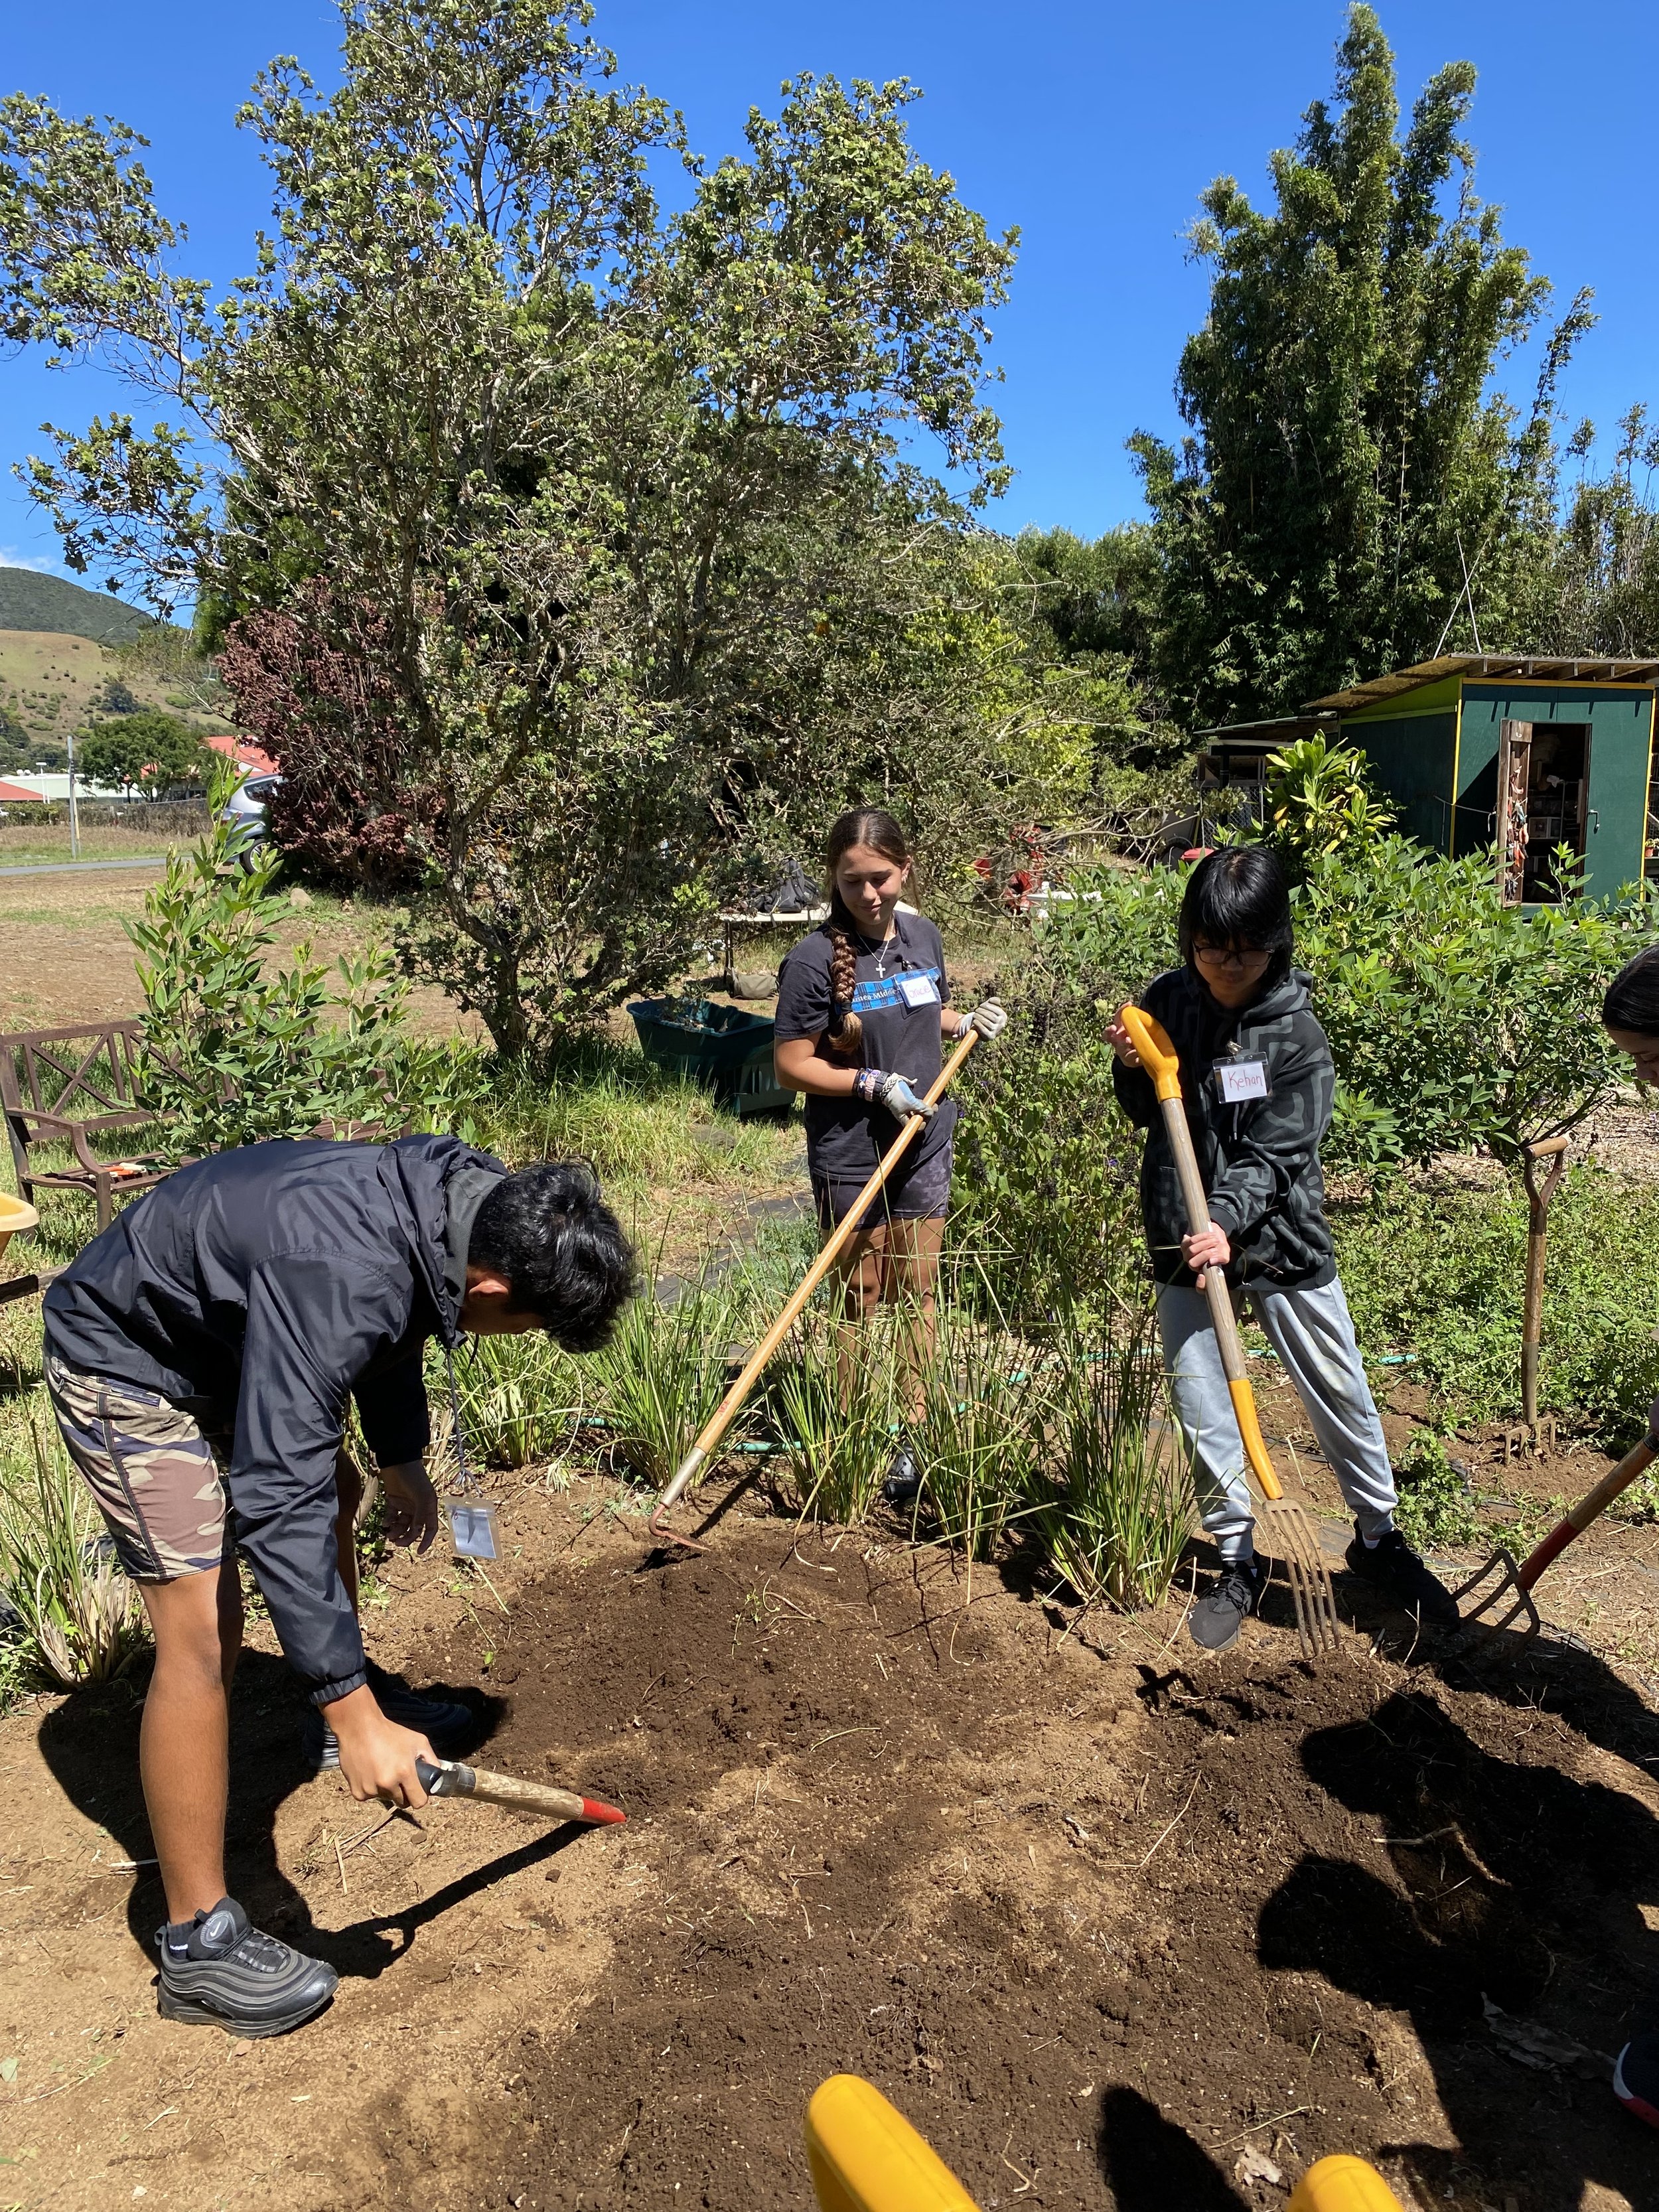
[1189,1556,1265,1653]
[303,1670,474,1772]
[155,1897,336,2037]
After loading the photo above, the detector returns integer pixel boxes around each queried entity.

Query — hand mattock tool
[409,1757,626,1826]
[1452,1427,1659,1649]
[1118,1004,1341,1658]
[647,1027,983,1556]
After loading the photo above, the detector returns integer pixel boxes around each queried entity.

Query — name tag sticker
[898,972,939,1008]
[1215,1058,1270,1104]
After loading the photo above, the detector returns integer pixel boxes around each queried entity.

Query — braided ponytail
[820,804,912,1063]
[824,922,863,1061]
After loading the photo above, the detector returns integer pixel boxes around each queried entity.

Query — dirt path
[1,1485,1655,2212]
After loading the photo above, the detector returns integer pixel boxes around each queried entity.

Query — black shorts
[812,1142,952,1234]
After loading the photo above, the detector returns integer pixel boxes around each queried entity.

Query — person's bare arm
[774,1033,860,1100]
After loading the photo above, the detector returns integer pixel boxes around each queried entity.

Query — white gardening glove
[869,1070,936,1121]
[957,998,1008,1041]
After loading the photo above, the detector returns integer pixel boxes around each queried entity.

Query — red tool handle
[1516,1434,1658,1592]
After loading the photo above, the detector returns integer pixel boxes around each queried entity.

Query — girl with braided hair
[773,807,1007,1503]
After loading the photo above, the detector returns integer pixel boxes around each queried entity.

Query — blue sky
[3,0,1656,589]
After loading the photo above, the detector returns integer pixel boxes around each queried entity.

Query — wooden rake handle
[651,1027,982,1528]
[1517,1432,1659,1591]
[1117,1003,1284,1503]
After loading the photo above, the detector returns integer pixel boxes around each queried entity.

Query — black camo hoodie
[1112,964,1336,1291]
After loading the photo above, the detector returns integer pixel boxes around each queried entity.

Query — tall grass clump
[1037,1317,1190,1608]
[0,1418,147,1689]
[766,1311,902,1524]
[593,1283,741,1490]
[433,1333,587,1471]
[912,1305,1048,1560]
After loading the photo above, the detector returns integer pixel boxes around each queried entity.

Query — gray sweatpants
[1156,1277,1397,1566]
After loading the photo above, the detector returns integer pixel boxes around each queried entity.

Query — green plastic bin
[628,999,794,1118]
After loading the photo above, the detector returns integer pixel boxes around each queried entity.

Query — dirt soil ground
[2,1482,1656,2212]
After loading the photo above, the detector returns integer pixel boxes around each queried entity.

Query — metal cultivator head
[1449,1546,1542,1652]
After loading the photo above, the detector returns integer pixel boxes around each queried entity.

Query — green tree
[1131,3,1591,727]
[0,1,1019,1054]
[1538,405,1659,656]
[75,708,210,795]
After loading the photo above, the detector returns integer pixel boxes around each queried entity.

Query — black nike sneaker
[1189,1556,1265,1653]
[155,1897,336,2037]
[1344,1523,1459,1629]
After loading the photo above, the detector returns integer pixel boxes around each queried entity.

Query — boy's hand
[1104,1019,1142,1069]
[1183,1219,1232,1290]
[325,1684,433,1806]
[379,1459,440,1552]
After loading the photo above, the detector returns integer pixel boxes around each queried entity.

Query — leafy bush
[1336,1170,1659,1434]
[129,771,423,1156]
[1391,1429,1480,1551]
[1295,837,1656,1166]
[1262,735,1396,876]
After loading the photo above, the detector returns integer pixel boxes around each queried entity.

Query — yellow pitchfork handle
[1117,1003,1285,1503]
[647,1027,983,1549]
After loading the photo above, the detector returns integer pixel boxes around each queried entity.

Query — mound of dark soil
[415,1527,1659,2211]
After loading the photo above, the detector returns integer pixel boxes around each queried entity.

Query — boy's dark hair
[1178,847,1294,988]
[1603,944,1659,1036]
[468,1161,636,1351]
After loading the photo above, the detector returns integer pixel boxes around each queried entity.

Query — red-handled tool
[1453,1431,1659,1646]
[411,1756,626,1826]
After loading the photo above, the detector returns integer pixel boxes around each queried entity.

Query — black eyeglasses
[1192,944,1270,970]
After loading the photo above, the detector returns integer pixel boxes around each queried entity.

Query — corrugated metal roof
[1306,654,1659,713]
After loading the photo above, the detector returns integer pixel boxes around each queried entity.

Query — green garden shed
[1200,654,1659,901]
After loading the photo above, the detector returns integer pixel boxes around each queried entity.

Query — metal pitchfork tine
[1451,1429,1659,1654]
[1118,1004,1342,1659]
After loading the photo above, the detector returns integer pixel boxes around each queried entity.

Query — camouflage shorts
[45,1355,234,1583]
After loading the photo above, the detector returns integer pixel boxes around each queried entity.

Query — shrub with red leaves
[218,589,435,890]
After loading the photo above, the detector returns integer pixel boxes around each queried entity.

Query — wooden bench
[1,1020,174,1232]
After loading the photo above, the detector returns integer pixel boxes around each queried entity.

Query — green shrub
[1336,1170,1659,1435]
[1392,1429,1480,1551]
[129,767,422,1155]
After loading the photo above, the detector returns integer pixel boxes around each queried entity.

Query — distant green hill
[0,565,159,645]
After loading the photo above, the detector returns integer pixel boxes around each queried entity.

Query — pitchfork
[1452,1427,1659,1648]
[1117,1005,1342,1658]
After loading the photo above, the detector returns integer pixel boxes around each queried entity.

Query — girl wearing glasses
[1106,846,1455,1653]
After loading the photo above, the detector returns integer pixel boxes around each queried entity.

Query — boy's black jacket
[1112,964,1336,1291]
[43,1135,506,1705]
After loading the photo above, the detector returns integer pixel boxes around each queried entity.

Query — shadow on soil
[33,1651,538,1982]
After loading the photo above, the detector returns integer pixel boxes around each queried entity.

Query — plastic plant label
[447,1497,500,1560]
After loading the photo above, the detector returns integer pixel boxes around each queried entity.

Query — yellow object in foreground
[0,1191,38,1264]
[805,2076,981,2212]
[1287,2154,1406,2212]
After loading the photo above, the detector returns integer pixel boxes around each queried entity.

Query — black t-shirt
[774,911,957,1183]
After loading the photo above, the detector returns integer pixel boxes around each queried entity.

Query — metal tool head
[1260,1497,1343,1659]
[646,1502,706,1558]
[1447,1546,1542,1654]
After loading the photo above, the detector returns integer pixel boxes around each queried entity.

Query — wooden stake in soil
[1117,1005,1341,1659]
[1518,1134,1569,1436]
[647,1028,982,1556]
[404,1757,626,1826]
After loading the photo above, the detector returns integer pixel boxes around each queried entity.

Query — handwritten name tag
[1215,1059,1269,1104]
[898,972,940,1008]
